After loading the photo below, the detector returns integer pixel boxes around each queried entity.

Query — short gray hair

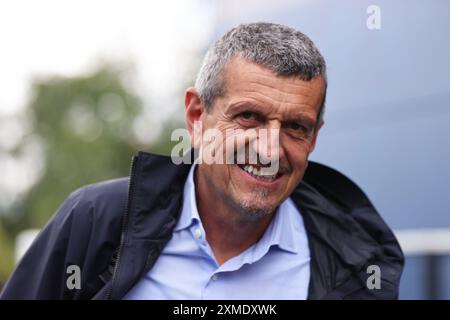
[195,22,327,124]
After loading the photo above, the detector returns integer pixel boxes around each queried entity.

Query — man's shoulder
[295,161,404,299]
[59,177,130,225]
[74,177,130,204]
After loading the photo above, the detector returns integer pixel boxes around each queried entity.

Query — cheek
[285,140,311,163]
[285,147,310,181]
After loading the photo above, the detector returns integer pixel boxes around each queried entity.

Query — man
[1,22,404,300]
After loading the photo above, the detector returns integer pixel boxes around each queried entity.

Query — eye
[236,111,262,122]
[234,111,263,128]
[287,122,304,131]
[284,121,313,140]
[240,111,255,120]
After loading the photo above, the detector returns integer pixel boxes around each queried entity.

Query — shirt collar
[174,162,300,254]
[268,198,300,254]
[174,161,200,232]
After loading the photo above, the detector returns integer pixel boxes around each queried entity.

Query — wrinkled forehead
[220,56,326,115]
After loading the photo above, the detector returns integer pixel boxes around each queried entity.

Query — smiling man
[1,22,404,300]
[182,54,325,269]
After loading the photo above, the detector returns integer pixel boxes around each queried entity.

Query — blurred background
[0,0,449,299]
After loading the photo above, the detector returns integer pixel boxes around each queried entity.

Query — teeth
[244,165,254,174]
[242,165,277,181]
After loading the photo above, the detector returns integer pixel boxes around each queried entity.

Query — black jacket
[0,151,404,300]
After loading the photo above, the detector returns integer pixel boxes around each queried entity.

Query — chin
[232,194,280,221]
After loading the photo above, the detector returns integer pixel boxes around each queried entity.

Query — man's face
[188,56,325,219]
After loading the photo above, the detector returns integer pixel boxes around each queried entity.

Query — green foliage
[0,221,15,288]
[16,66,143,229]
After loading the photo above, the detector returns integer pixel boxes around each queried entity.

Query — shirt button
[194,228,202,239]
[211,274,219,281]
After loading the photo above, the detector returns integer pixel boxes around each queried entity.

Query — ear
[308,120,324,154]
[185,87,204,148]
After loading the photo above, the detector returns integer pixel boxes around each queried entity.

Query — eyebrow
[227,101,269,114]
[227,101,316,125]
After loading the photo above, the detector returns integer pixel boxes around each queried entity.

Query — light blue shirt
[124,164,310,300]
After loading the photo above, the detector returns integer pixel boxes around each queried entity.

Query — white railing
[394,228,450,255]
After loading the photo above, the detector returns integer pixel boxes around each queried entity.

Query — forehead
[221,56,325,116]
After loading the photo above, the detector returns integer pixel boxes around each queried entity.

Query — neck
[195,166,275,265]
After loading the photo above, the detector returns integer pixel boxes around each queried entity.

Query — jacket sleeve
[0,187,94,299]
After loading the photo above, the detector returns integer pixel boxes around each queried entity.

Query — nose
[252,120,285,163]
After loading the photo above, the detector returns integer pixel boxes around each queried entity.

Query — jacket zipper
[106,155,138,300]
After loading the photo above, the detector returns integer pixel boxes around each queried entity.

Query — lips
[239,164,278,181]
[237,164,282,183]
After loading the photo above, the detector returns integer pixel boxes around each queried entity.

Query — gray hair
[195,22,327,124]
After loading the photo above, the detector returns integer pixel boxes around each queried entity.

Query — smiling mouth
[237,164,282,183]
